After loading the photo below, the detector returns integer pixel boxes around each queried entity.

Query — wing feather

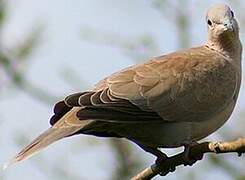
[50,46,238,126]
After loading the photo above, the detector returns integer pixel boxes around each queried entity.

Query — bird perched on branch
[6,4,242,173]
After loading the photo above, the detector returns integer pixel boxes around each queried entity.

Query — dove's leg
[136,143,168,164]
[136,143,178,175]
[182,141,203,166]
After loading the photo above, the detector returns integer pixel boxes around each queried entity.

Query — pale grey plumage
[7,4,242,167]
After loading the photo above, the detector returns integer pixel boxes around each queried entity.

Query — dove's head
[206,4,238,37]
[206,4,241,59]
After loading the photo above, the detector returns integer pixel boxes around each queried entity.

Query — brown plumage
[6,4,242,169]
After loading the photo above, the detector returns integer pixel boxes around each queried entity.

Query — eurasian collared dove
[6,4,242,171]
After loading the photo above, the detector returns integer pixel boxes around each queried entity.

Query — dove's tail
[3,107,86,170]
[3,126,81,170]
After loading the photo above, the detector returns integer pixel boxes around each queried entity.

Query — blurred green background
[0,0,244,180]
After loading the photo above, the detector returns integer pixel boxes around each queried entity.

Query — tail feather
[3,126,81,170]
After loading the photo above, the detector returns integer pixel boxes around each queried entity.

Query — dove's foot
[155,154,168,165]
[182,141,203,166]
[136,143,177,175]
[136,143,170,173]
[155,156,176,176]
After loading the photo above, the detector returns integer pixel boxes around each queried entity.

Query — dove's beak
[223,19,234,31]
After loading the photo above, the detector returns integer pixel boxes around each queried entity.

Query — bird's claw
[155,154,168,166]
[182,141,203,166]
[155,155,176,176]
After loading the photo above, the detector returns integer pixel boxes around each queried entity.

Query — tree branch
[131,138,245,180]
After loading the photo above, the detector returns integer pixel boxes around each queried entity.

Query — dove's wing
[51,46,238,126]
[106,46,238,122]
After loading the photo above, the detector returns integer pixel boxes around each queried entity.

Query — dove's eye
[231,11,234,17]
[207,19,212,26]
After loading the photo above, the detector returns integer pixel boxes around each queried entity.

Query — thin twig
[131,138,245,180]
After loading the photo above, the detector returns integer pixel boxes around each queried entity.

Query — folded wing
[51,46,238,126]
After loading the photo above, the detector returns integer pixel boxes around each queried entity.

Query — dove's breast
[175,56,238,117]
